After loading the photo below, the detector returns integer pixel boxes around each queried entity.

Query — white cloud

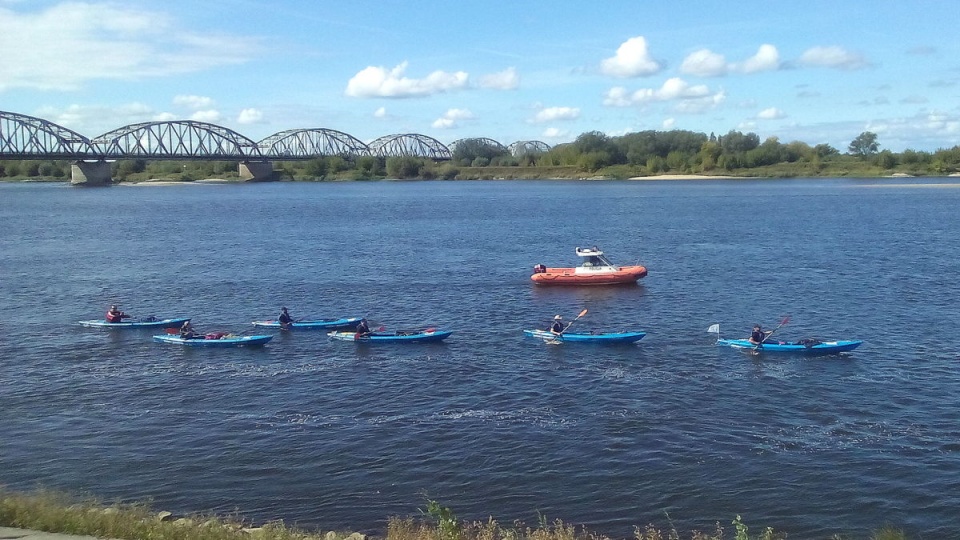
[532,106,580,123]
[757,107,786,120]
[34,102,156,135]
[799,46,868,70]
[237,108,264,124]
[345,61,469,98]
[0,2,258,91]
[737,44,780,73]
[432,108,474,129]
[542,127,569,139]
[600,36,661,78]
[153,112,178,122]
[603,77,723,113]
[680,49,727,77]
[681,44,780,77]
[189,110,221,123]
[478,67,519,90]
[922,112,960,134]
[174,95,215,110]
[373,107,388,118]
[673,90,726,114]
[853,112,960,150]
[602,87,633,107]
[662,118,676,129]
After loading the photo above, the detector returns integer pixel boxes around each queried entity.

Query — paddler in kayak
[355,318,371,337]
[549,315,564,335]
[180,320,199,339]
[106,305,130,323]
[278,307,294,329]
[748,324,772,345]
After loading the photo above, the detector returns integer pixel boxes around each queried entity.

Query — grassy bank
[0,489,910,540]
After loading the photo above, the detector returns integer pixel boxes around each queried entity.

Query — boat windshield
[582,255,612,267]
[596,254,615,266]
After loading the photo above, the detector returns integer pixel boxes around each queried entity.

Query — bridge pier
[238,161,274,181]
[71,161,113,186]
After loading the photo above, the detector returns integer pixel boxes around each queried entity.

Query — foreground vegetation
[0,489,910,540]
[2,128,959,183]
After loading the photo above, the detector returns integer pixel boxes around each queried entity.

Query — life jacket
[106,311,122,323]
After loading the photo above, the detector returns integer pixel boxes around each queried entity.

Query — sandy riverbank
[627,174,737,180]
[120,179,238,186]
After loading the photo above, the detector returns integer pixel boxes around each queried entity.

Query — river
[1,178,959,538]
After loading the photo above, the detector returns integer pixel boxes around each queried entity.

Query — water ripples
[2,180,960,537]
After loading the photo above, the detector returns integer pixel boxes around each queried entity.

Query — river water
[1,178,959,538]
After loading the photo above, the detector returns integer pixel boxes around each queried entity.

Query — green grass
[0,489,914,540]
[0,489,334,540]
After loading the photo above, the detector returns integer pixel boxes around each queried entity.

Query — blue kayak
[717,338,863,354]
[251,317,362,330]
[327,330,452,343]
[79,317,190,329]
[524,329,646,343]
[153,334,273,347]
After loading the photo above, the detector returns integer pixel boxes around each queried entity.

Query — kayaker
[180,320,198,339]
[106,305,129,323]
[748,324,772,345]
[550,315,564,334]
[278,307,294,329]
[355,318,371,337]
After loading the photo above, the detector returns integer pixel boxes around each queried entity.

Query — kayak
[327,329,452,343]
[251,317,362,330]
[79,317,190,329]
[524,329,646,343]
[716,338,863,354]
[153,334,273,347]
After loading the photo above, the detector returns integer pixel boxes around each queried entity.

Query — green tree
[646,156,666,173]
[5,162,22,177]
[451,139,508,163]
[37,162,56,177]
[876,149,897,169]
[900,149,929,165]
[697,141,722,171]
[814,143,839,159]
[719,130,760,154]
[385,156,422,178]
[665,150,690,171]
[848,131,879,157]
[354,156,381,177]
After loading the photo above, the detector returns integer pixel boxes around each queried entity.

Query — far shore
[627,174,737,180]
[120,178,236,186]
[119,174,744,185]
[5,171,960,185]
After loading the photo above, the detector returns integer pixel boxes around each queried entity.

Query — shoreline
[627,174,737,180]
[5,172,960,186]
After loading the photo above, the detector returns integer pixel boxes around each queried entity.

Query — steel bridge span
[0,111,551,185]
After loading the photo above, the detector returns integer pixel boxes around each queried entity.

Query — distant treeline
[3,129,960,181]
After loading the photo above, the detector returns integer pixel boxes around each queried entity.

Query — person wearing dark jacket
[278,307,294,329]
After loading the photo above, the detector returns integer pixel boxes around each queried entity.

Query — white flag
[706,324,720,334]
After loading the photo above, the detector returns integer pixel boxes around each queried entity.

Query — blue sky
[2,0,958,152]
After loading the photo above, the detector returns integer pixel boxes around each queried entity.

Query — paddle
[546,309,588,344]
[755,315,791,351]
